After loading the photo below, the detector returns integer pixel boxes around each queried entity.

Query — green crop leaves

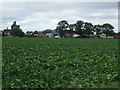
[2,38,118,88]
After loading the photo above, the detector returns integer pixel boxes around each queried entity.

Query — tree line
[55,20,116,38]
[8,20,120,38]
[26,29,52,37]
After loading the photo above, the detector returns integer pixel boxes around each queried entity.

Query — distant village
[1,21,120,39]
[1,21,60,38]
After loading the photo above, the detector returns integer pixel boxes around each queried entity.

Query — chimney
[7,27,8,30]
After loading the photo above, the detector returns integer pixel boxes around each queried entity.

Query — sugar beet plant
[2,37,118,88]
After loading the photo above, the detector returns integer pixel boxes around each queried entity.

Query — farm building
[45,30,60,38]
[2,27,12,37]
[52,29,60,37]
[100,35,114,39]
[73,34,80,38]
[107,36,114,39]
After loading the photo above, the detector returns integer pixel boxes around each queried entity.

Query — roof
[4,29,11,31]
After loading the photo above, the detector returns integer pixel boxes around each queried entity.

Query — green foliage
[56,20,69,37]
[11,28,24,37]
[33,31,38,34]
[11,21,25,37]
[93,25,103,37]
[98,82,118,88]
[117,32,120,36]
[0,37,1,89]
[102,23,115,37]
[43,29,52,34]
[75,20,84,35]
[56,20,116,38]
[2,38,118,88]
[84,22,94,36]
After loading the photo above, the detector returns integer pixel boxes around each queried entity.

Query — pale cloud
[1,2,118,32]
[0,0,119,2]
[90,13,103,17]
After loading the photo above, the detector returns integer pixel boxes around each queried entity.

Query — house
[2,27,12,37]
[32,29,59,38]
[99,35,114,39]
[107,36,114,39]
[45,30,60,38]
[52,29,60,37]
[46,33,53,37]
[73,34,80,38]
[34,33,39,37]
[99,35,106,38]
[2,21,23,37]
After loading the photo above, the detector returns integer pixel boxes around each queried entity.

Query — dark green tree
[19,31,25,37]
[11,21,24,37]
[102,23,114,38]
[75,20,84,36]
[26,31,33,37]
[69,24,75,34]
[84,22,94,36]
[94,24,102,36]
[117,32,120,36]
[56,20,69,37]
[33,31,38,34]
[43,29,52,34]
[11,21,17,30]
[11,25,24,37]
[26,31,30,35]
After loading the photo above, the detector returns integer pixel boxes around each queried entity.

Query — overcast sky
[1,2,118,32]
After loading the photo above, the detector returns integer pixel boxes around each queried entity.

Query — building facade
[2,27,12,37]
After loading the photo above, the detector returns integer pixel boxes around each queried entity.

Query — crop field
[2,37,118,88]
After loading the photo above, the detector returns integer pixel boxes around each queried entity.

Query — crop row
[2,38,118,88]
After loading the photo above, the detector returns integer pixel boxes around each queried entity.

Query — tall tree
[11,25,24,37]
[11,21,24,37]
[26,31,30,34]
[84,22,94,36]
[26,31,33,37]
[34,31,38,34]
[94,24,102,36]
[75,20,84,36]
[117,32,120,36]
[43,29,52,34]
[102,23,114,38]
[56,20,69,37]
[69,24,76,34]
[11,21,17,30]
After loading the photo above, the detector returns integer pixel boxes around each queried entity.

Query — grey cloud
[1,2,118,32]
